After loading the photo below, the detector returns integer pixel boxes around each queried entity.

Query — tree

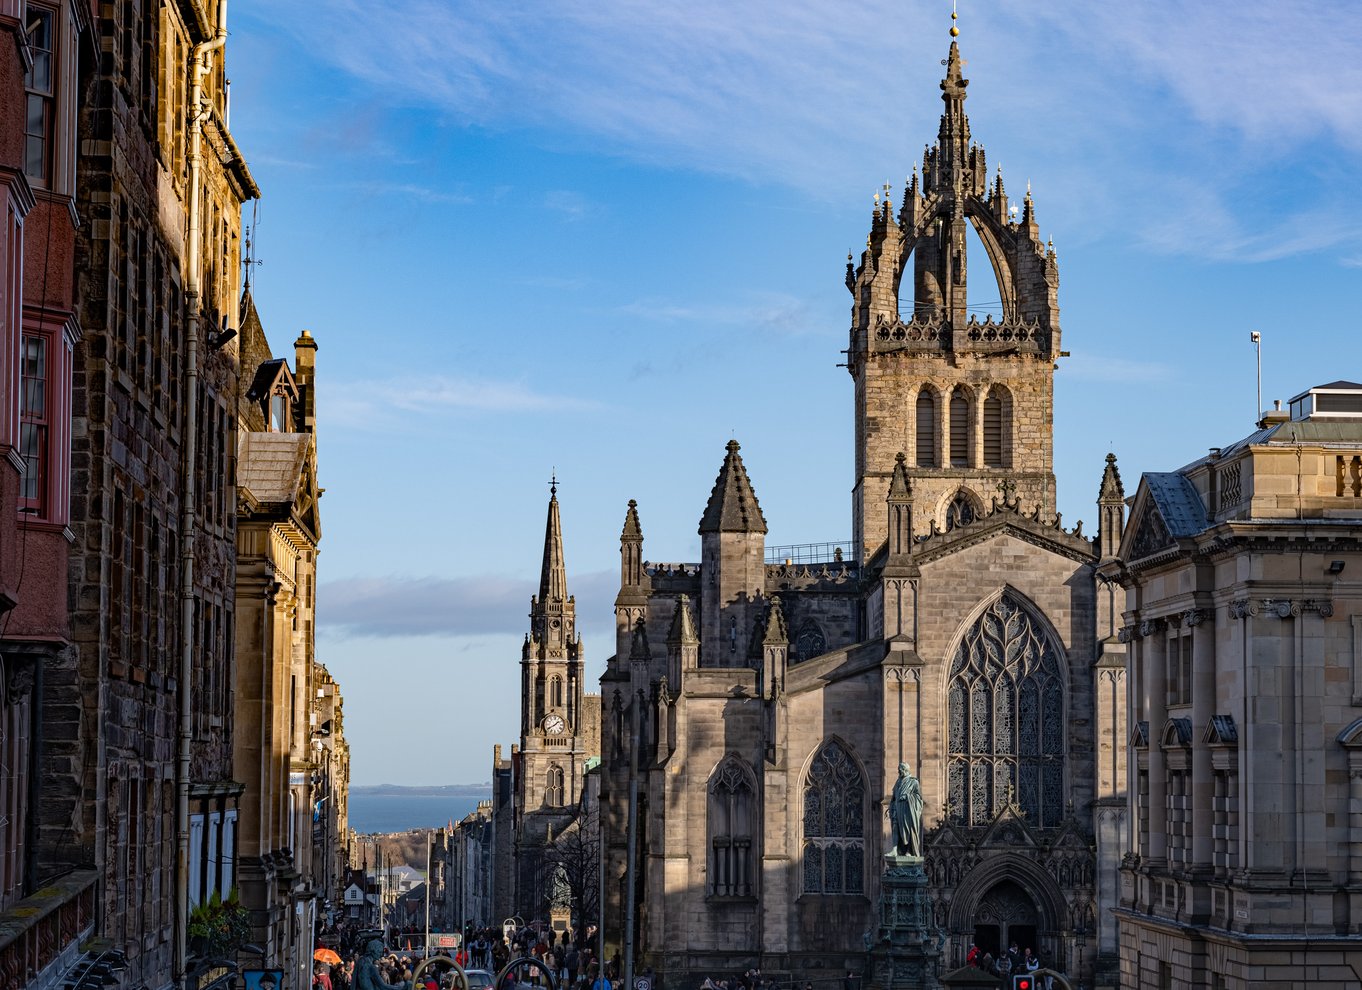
[540,803,599,937]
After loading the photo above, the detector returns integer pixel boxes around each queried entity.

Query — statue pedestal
[866,857,941,990]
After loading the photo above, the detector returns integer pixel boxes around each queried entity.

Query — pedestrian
[966,943,979,968]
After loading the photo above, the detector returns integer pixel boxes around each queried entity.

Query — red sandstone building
[0,0,94,982]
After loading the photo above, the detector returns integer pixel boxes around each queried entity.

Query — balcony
[0,869,98,988]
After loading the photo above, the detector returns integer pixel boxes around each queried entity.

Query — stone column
[1189,609,1214,869]
[1143,619,1168,865]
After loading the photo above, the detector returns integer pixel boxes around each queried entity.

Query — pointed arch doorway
[972,879,1039,959]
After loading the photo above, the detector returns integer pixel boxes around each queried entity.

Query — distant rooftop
[1288,381,1362,422]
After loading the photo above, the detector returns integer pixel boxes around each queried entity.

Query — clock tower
[519,478,586,812]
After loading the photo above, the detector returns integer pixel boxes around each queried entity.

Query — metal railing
[765,541,852,565]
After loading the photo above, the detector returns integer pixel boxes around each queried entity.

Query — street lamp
[1249,330,1262,423]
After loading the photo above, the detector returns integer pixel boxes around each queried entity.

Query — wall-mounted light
[1329,560,1346,575]
[209,313,237,350]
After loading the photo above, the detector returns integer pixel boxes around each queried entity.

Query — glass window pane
[803,844,821,893]
[824,844,843,894]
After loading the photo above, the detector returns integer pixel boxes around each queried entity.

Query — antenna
[1249,331,1262,423]
[242,200,264,291]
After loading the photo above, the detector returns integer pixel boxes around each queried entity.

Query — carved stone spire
[1098,452,1126,559]
[667,594,698,646]
[699,440,768,534]
[762,596,789,646]
[539,480,567,604]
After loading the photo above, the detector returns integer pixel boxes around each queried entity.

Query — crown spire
[539,479,567,602]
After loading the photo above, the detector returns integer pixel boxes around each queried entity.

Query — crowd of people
[964,940,1055,987]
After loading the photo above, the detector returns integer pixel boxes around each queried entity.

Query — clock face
[544,714,566,735]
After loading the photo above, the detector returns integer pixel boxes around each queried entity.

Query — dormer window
[246,358,299,433]
[270,390,290,432]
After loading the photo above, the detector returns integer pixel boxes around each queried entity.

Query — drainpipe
[175,3,229,988]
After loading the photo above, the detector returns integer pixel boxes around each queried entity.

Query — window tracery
[945,490,977,530]
[946,593,1065,827]
[802,740,865,894]
[708,758,756,897]
[794,620,826,663]
[546,764,565,807]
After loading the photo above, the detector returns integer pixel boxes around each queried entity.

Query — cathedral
[594,39,1127,988]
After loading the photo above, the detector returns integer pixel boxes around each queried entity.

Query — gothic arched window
[802,740,866,895]
[949,387,971,467]
[916,389,938,468]
[945,490,977,531]
[708,757,756,897]
[983,386,1011,468]
[546,765,565,807]
[549,675,563,709]
[947,593,1065,828]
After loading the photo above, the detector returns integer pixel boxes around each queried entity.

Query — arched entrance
[971,879,1038,960]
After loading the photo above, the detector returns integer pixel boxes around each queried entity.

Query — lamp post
[1250,330,1262,423]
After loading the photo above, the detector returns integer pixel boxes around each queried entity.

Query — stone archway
[971,879,1038,960]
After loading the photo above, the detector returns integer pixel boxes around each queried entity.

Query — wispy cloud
[321,374,602,429]
[249,1,1362,263]
[366,182,474,206]
[616,292,824,335]
[318,570,616,638]
[543,190,594,220]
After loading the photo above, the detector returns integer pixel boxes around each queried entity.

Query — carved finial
[549,469,558,497]
[950,0,959,38]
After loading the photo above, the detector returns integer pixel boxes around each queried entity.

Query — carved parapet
[962,313,1047,349]
[764,561,856,590]
[870,314,946,350]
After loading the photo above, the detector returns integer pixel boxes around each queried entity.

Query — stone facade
[37,1,259,987]
[1108,383,1362,989]
[234,297,332,988]
[595,41,1125,990]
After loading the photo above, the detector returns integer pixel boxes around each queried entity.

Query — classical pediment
[1119,473,1208,563]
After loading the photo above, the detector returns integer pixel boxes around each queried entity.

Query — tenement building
[234,293,331,988]
[596,41,1125,988]
[40,2,259,988]
[0,0,92,983]
[1108,382,1362,988]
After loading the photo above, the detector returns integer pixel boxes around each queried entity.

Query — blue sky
[226,1,1362,786]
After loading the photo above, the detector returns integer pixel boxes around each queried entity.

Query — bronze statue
[354,939,406,990]
[888,762,924,859]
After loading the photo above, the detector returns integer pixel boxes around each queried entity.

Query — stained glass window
[802,740,866,894]
[709,758,756,896]
[946,593,1066,828]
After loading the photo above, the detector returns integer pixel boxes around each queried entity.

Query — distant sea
[348,785,488,834]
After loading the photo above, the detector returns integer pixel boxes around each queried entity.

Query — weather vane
[549,469,558,496]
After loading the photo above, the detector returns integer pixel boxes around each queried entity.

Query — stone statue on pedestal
[888,762,923,860]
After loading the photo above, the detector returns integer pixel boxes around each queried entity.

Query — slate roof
[238,432,311,503]
[1142,472,1207,538]
[699,440,767,534]
[245,358,291,401]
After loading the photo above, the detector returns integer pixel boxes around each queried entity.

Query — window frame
[17,308,75,525]
[22,2,77,196]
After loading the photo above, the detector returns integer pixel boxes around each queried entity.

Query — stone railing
[0,869,98,989]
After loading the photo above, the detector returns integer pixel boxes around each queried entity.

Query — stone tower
[847,41,1061,562]
[698,440,768,665]
[520,482,586,810]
